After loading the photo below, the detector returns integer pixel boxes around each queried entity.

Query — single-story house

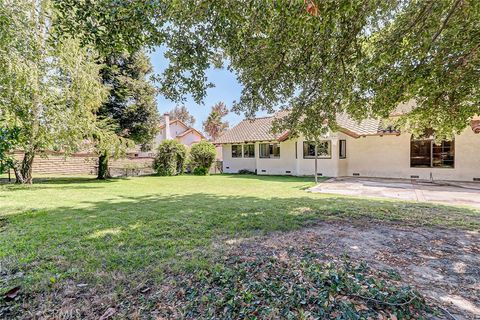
[215,108,480,182]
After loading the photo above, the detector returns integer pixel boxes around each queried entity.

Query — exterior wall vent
[317,173,323,176]
[352,173,360,176]
[473,178,480,182]
[410,175,419,179]
[226,166,230,169]
[286,170,291,174]
[261,169,266,173]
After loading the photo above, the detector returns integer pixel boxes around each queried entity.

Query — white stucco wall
[295,134,341,177]
[178,132,203,146]
[346,129,480,181]
[256,140,297,175]
[170,122,187,137]
[154,122,201,147]
[220,127,480,181]
[222,144,257,173]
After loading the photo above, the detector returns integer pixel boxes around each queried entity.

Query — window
[303,141,331,159]
[259,143,280,158]
[243,144,255,158]
[432,140,454,168]
[410,138,454,168]
[339,140,346,159]
[410,139,431,167]
[231,144,242,158]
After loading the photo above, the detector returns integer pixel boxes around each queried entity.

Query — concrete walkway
[309,177,480,209]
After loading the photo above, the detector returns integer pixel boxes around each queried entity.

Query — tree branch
[431,0,462,44]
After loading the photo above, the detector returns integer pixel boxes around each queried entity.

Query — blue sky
[150,48,268,131]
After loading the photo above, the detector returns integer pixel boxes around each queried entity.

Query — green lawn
[0,174,478,317]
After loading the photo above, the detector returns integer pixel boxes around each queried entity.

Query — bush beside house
[153,140,187,176]
[189,141,216,175]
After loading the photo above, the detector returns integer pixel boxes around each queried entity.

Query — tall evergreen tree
[96,51,160,179]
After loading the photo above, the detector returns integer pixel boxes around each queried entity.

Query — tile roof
[214,116,286,144]
[215,112,398,144]
[335,114,384,137]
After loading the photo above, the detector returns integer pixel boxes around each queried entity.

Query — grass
[0,174,479,317]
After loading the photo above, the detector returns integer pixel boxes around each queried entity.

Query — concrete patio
[310,177,480,209]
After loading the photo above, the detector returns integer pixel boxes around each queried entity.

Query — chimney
[164,113,172,140]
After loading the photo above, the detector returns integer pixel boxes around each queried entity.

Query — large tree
[53,0,214,104]
[169,105,196,127]
[43,1,480,141]
[160,0,480,140]
[0,0,107,184]
[96,51,160,179]
[203,102,229,141]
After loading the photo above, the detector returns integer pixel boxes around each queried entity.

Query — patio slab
[309,177,480,209]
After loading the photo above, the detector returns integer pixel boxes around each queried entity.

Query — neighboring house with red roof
[215,103,480,182]
[154,113,206,148]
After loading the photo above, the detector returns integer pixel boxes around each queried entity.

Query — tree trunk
[17,151,35,184]
[13,163,25,184]
[97,152,110,180]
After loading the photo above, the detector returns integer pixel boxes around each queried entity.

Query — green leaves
[189,141,217,174]
[97,50,160,147]
[162,0,479,137]
[0,0,108,182]
[0,122,21,174]
[174,254,430,319]
[153,139,188,176]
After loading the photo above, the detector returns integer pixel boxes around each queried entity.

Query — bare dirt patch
[3,221,478,319]
[215,220,480,319]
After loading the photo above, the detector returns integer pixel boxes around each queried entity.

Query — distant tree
[203,102,229,141]
[0,0,107,184]
[169,105,196,127]
[96,51,160,179]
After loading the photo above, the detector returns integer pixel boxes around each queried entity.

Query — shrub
[153,140,187,176]
[193,166,209,176]
[238,169,255,175]
[189,141,216,175]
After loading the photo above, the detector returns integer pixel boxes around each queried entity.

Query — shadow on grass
[220,173,320,182]
[2,191,478,284]
[0,189,479,319]
[0,176,134,193]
